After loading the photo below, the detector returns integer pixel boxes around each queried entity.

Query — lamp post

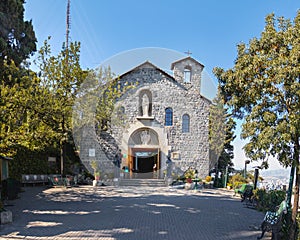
[253,166,261,190]
[244,160,250,179]
[224,165,229,188]
[287,165,295,208]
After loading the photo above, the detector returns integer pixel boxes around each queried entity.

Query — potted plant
[90,160,100,186]
[94,171,100,181]
[184,168,195,190]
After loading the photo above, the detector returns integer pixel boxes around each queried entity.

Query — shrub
[230,173,248,189]
[253,189,286,212]
[184,168,195,180]
[233,181,246,189]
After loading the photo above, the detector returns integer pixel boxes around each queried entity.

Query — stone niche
[137,89,154,120]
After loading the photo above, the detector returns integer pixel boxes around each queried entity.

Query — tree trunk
[60,139,64,176]
[292,169,299,221]
[289,140,300,240]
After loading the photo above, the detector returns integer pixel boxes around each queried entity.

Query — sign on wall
[89,149,95,157]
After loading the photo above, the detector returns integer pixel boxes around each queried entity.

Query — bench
[257,200,287,240]
[234,183,253,202]
[48,175,77,187]
[48,175,66,187]
[21,174,48,186]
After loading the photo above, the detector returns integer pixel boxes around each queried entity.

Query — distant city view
[259,168,291,190]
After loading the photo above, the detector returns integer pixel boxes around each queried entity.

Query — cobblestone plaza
[0,186,271,240]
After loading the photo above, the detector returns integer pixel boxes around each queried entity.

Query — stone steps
[119,179,166,187]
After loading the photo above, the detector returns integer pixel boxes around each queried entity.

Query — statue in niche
[140,130,151,145]
[141,93,150,116]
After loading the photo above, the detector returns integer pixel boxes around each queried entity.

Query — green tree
[217,117,235,173]
[32,38,87,175]
[213,12,300,237]
[0,0,36,81]
[209,88,236,186]
[0,0,37,157]
[72,66,134,153]
[0,61,41,156]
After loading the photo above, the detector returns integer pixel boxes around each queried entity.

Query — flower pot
[92,180,98,187]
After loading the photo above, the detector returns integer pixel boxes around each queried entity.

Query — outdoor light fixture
[244,160,250,178]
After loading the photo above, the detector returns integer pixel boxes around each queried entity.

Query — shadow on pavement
[0,186,269,240]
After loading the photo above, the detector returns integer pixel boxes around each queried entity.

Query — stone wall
[77,58,211,179]
[112,61,211,179]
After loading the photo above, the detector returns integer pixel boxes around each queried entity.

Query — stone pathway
[0,186,271,239]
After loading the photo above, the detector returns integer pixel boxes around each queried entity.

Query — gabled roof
[118,60,176,82]
[170,56,204,70]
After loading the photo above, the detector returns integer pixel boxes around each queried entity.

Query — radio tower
[66,0,71,51]
[61,0,71,177]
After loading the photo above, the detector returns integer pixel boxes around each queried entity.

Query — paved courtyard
[0,186,271,240]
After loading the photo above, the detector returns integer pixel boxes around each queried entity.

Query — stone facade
[78,56,211,179]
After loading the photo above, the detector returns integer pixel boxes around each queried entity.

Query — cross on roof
[184,50,192,56]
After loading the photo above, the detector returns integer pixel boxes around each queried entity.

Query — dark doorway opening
[129,148,160,179]
[138,155,156,173]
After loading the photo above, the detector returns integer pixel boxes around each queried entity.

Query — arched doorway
[127,128,161,179]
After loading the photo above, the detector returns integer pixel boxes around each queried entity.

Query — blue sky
[24,1,299,170]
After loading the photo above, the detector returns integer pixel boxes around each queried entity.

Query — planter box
[185,182,195,190]
[1,210,12,224]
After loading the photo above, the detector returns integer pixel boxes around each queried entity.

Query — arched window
[165,108,173,126]
[184,67,191,83]
[182,114,190,133]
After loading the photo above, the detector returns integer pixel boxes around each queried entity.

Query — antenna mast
[66,0,71,51]
[61,0,71,177]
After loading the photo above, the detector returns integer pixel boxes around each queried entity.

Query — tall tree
[213,11,300,237]
[72,66,134,153]
[0,0,36,81]
[217,117,236,174]
[209,88,236,186]
[0,60,57,161]
[0,0,37,156]
[33,38,86,175]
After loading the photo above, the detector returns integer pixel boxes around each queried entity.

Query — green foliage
[9,147,52,180]
[213,11,300,224]
[253,189,286,212]
[184,168,195,180]
[0,37,87,176]
[0,62,50,157]
[33,38,86,137]
[209,88,236,188]
[0,0,37,80]
[0,36,130,177]
[209,88,236,173]
[213,11,300,167]
[230,173,248,189]
[209,88,228,167]
[90,160,98,172]
[73,66,135,134]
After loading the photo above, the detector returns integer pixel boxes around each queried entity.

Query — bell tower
[171,56,204,93]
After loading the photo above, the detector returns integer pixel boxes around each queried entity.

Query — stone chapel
[78,56,212,180]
